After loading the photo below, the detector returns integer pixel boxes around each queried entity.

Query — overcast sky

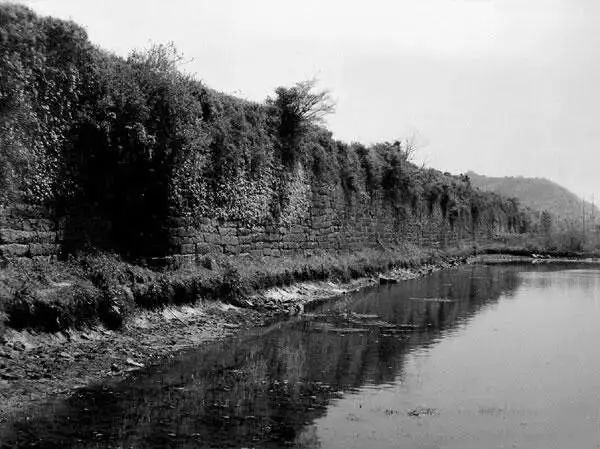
[19,0,600,201]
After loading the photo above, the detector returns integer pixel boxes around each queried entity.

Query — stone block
[24,231,56,244]
[0,244,29,257]
[218,226,237,236]
[27,219,56,232]
[198,224,217,233]
[239,244,253,253]
[249,249,263,258]
[220,236,239,246]
[238,234,253,244]
[180,243,196,254]
[28,243,59,256]
[0,228,24,243]
[238,227,252,236]
[265,248,281,257]
[203,233,222,244]
[223,245,240,255]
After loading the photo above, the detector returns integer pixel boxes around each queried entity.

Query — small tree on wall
[267,78,335,167]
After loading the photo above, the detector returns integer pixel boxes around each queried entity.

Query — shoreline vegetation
[1,239,593,343]
[0,244,466,423]
[0,244,465,336]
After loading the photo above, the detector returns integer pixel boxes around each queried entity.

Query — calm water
[3,264,600,448]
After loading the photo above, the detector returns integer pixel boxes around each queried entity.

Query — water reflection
[2,265,581,449]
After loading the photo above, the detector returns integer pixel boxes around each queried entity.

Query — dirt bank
[0,253,465,424]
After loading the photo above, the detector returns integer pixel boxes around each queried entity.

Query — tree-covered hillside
[467,171,598,226]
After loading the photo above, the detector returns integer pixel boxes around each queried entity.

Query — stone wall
[0,204,113,261]
[163,183,512,264]
[0,204,60,260]
[0,184,513,263]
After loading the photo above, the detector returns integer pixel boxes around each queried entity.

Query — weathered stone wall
[0,204,113,261]
[0,184,513,263]
[163,183,512,264]
[0,205,60,260]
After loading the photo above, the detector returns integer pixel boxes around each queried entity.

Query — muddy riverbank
[0,255,464,424]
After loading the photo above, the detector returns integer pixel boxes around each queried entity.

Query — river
[2,264,600,448]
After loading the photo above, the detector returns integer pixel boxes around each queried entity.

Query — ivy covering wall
[0,5,532,259]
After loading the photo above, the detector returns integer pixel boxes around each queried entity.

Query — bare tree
[267,78,335,165]
[268,78,335,126]
[401,130,427,163]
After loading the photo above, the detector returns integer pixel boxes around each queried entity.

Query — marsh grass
[0,244,467,334]
[481,231,600,258]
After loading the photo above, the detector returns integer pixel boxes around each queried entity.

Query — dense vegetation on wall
[0,4,531,257]
[0,5,88,204]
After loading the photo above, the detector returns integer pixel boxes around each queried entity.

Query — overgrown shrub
[219,263,245,303]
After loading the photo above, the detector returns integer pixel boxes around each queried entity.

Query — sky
[18,0,600,202]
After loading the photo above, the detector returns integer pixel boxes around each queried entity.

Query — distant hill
[466,171,598,224]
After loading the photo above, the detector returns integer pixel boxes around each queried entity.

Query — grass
[0,244,471,335]
[478,231,600,258]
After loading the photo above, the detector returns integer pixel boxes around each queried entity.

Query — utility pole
[592,194,596,239]
[583,197,586,238]
[592,194,595,227]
